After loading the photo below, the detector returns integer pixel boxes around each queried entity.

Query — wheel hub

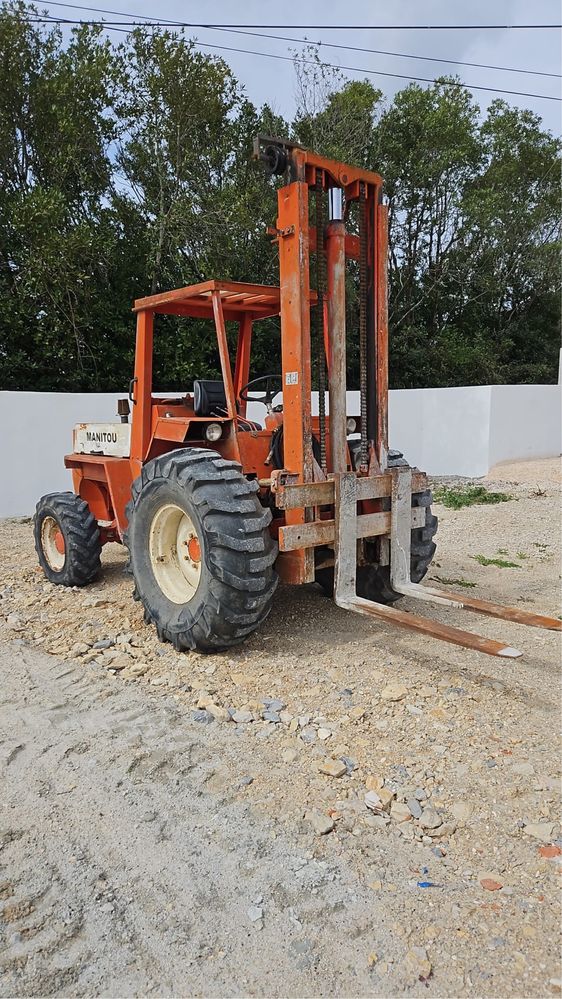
[41,516,66,571]
[148,504,202,604]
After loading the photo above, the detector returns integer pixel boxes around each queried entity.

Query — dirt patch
[0,470,560,997]
[485,456,561,487]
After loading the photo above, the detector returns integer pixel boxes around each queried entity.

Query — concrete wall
[0,382,560,517]
[488,384,562,469]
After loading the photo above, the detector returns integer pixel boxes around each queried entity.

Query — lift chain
[359,181,368,467]
[315,174,327,472]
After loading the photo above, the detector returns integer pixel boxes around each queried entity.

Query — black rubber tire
[34,492,101,586]
[123,448,278,653]
[316,454,438,604]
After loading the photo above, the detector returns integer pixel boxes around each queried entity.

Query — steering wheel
[239,374,282,409]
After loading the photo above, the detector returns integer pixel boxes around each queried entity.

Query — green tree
[115,28,284,388]
[0,3,126,390]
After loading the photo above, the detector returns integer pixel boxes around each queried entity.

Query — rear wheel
[316,453,438,604]
[124,448,278,652]
[34,492,101,586]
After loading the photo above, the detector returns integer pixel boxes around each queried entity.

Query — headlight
[205,422,223,442]
[346,417,357,434]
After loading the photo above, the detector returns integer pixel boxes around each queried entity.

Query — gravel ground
[0,464,561,997]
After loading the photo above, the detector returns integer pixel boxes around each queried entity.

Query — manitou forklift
[34,138,560,654]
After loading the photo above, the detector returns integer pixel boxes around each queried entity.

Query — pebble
[70,642,90,655]
[349,706,365,720]
[524,821,555,841]
[93,638,114,649]
[207,702,230,722]
[317,728,332,741]
[300,727,317,745]
[407,798,423,819]
[109,656,130,672]
[319,759,347,778]
[262,710,281,723]
[377,787,396,810]
[340,756,356,774]
[419,807,442,830]
[247,905,263,922]
[6,614,23,631]
[125,663,149,677]
[232,710,253,724]
[308,811,335,836]
[282,748,298,764]
[192,710,213,724]
[262,698,285,712]
[381,683,407,702]
[414,788,428,801]
[391,801,412,823]
[480,877,503,892]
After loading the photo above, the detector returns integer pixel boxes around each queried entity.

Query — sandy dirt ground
[0,465,561,997]
[485,456,561,487]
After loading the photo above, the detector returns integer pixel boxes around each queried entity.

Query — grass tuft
[431,575,477,589]
[471,554,521,569]
[433,485,513,510]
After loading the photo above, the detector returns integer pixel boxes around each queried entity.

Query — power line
[36,1,562,78]
[21,7,562,30]
[26,14,562,101]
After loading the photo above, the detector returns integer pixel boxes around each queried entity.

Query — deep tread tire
[123,448,278,653]
[34,492,101,586]
[316,453,438,605]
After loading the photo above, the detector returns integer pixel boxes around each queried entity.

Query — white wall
[389,386,493,477]
[0,382,560,517]
[488,384,562,469]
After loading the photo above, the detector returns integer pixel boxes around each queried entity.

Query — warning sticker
[285,371,299,385]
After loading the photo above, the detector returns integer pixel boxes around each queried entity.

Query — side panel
[67,455,134,540]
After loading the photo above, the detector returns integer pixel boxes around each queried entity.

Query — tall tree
[0,2,125,390]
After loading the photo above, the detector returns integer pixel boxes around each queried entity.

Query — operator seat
[193,379,227,416]
[192,379,261,430]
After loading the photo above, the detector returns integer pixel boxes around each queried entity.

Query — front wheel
[34,493,101,586]
[124,449,278,652]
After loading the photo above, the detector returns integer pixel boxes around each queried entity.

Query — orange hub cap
[187,536,201,563]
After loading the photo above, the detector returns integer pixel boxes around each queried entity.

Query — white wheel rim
[41,516,66,571]
[149,503,202,604]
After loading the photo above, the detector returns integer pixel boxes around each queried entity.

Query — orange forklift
[34,137,560,654]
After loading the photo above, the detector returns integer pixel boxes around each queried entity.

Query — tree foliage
[0,7,559,393]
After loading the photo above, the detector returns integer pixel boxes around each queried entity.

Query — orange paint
[187,537,201,563]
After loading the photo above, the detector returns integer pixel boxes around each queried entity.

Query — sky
[40,0,562,134]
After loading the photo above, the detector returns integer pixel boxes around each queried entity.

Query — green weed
[516,551,528,560]
[431,575,477,589]
[433,485,513,510]
[471,554,521,569]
